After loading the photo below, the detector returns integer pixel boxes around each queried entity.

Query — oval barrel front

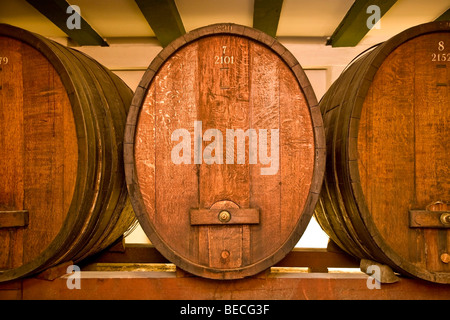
[315,21,450,283]
[0,24,136,282]
[125,24,325,279]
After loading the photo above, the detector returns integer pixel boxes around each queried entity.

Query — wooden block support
[0,210,29,228]
[409,210,450,228]
[360,259,399,284]
[190,208,260,225]
[107,236,126,253]
[36,261,74,281]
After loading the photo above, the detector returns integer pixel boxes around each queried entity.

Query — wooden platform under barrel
[125,24,325,279]
[315,21,450,283]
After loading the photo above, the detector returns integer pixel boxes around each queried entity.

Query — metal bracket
[409,201,450,228]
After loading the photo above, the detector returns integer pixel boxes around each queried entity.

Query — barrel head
[126,24,325,279]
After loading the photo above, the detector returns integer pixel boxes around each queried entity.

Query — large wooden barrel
[0,24,136,282]
[315,21,450,283]
[125,24,325,279]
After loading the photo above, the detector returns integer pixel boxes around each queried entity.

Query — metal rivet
[218,210,231,223]
[440,213,450,225]
[221,250,230,259]
[441,253,450,264]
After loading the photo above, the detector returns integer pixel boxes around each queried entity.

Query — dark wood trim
[252,0,284,38]
[190,208,260,225]
[326,0,398,47]
[435,8,450,22]
[82,244,360,270]
[134,0,185,47]
[409,210,450,228]
[0,211,29,228]
[25,0,108,46]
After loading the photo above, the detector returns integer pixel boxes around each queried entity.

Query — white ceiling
[359,0,450,45]
[0,0,448,47]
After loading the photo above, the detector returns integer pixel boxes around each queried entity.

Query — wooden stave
[73,49,136,261]
[43,37,117,264]
[37,30,135,273]
[44,39,132,264]
[124,23,326,279]
[0,24,135,282]
[314,21,450,283]
[45,33,135,269]
[316,53,381,261]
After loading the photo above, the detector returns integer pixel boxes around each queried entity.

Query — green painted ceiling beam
[135,0,185,47]
[327,0,398,47]
[435,8,450,21]
[253,0,284,38]
[25,0,108,46]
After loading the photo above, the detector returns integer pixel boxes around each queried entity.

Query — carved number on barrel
[0,57,8,65]
[215,46,234,64]
[431,41,450,62]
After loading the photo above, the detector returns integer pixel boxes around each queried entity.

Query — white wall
[71,37,373,247]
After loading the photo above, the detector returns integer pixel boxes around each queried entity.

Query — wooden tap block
[0,210,28,228]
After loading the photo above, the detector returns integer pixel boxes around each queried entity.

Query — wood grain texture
[127,24,324,279]
[0,211,29,228]
[315,21,450,283]
[190,208,260,225]
[0,36,77,270]
[0,24,136,282]
[409,210,450,228]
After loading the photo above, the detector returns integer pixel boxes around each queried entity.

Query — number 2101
[215,55,234,64]
[215,45,234,65]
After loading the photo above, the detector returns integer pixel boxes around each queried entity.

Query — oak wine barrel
[314,21,450,283]
[125,23,325,279]
[0,24,136,282]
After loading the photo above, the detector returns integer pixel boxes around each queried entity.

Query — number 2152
[432,41,449,62]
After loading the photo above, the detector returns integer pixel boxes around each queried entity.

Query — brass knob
[218,210,231,223]
[221,250,230,259]
[440,213,450,225]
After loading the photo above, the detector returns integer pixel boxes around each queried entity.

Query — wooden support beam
[134,0,185,47]
[190,208,260,225]
[435,8,450,21]
[253,0,284,38]
[327,0,398,47]
[81,244,360,270]
[0,210,29,228]
[36,261,73,281]
[82,244,169,265]
[7,272,450,300]
[25,0,107,46]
